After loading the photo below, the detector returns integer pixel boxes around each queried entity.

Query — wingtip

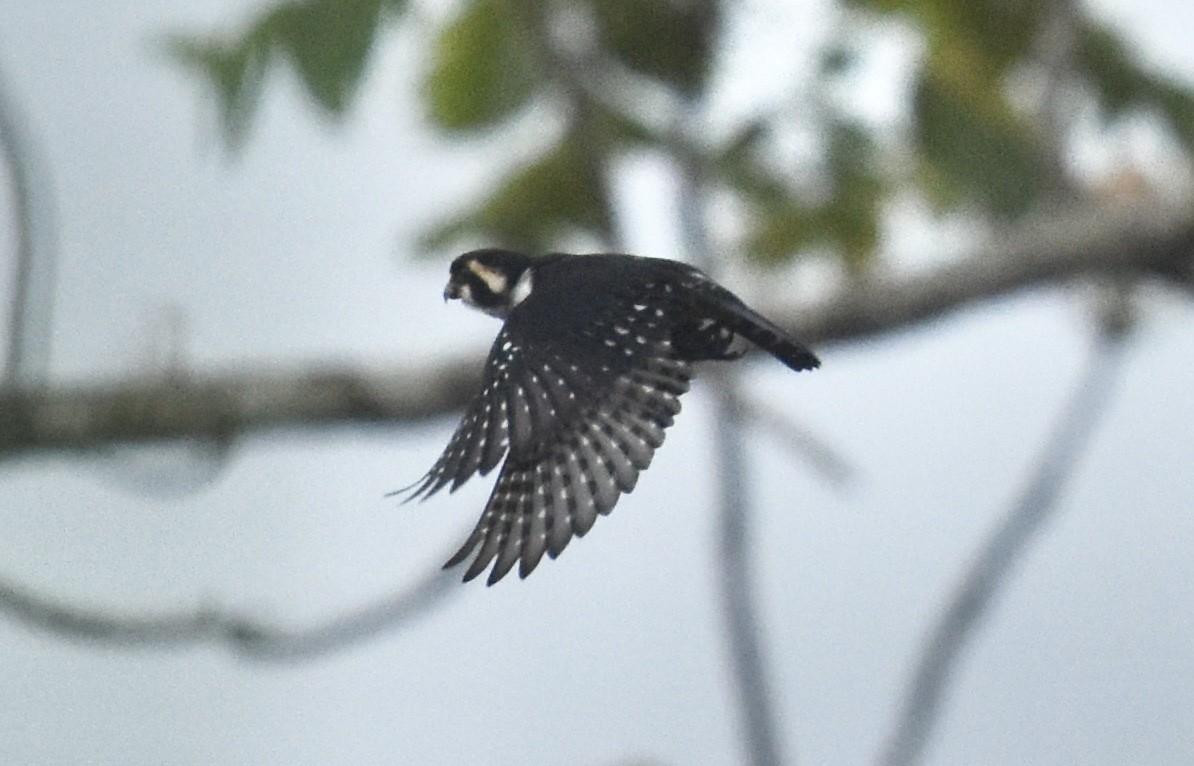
[444,557,508,586]
[443,554,482,584]
[385,476,431,505]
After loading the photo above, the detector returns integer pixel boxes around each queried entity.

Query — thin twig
[0,59,58,388]
[678,112,789,766]
[518,1,627,252]
[711,369,788,766]
[740,394,855,490]
[877,326,1130,766]
[0,555,460,660]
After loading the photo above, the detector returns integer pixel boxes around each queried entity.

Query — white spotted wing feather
[434,289,691,584]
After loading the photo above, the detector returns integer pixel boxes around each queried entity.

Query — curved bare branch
[877,327,1130,766]
[0,556,459,660]
[1,201,1188,461]
[0,59,59,388]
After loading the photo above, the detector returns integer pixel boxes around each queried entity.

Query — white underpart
[510,269,534,307]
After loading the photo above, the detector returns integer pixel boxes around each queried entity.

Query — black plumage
[400,249,819,584]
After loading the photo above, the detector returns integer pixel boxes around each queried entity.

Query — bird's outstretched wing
[404,281,693,584]
[445,350,691,584]
[395,326,525,502]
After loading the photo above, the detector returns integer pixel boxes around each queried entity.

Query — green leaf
[1078,23,1194,155]
[717,121,883,268]
[264,0,390,114]
[163,34,269,147]
[164,0,405,148]
[713,122,790,209]
[913,69,1046,218]
[744,199,823,266]
[422,133,612,253]
[423,0,539,131]
[1077,26,1139,116]
[591,0,717,95]
[846,0,1041,82]
[713,126,821,263]
[1152,80,1194,153]
[822,124,883,270]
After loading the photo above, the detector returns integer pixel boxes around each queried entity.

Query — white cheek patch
[510,269,534,307]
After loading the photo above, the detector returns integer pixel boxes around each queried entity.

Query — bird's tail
[706,295,820,372]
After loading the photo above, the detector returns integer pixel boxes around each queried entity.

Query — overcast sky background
[1,1,1192,765]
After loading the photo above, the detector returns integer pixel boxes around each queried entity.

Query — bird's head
[445,249,536,318]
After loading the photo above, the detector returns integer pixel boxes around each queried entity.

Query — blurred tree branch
[798,200,1194,344]
[0,59,57,389]
[878,315,1131,766]
[0,552,459,659]
[677,96,789,764]
[2,199,1189,459]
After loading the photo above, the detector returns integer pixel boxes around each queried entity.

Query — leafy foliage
[168,35,269,147]
[268,0,394,113]
[1078,24,1194,154]
[165,0,405,146]
[172,0,1194,270]
[913,68,1047,217]
[865,0,1043,78]
[848,0,1052,214]
[422,132,612,252]
[851,0,1194,217]
[719,120,885,269]
[424,0,540,130]
[590,0,719,95]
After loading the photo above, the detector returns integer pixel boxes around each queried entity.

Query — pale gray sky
[1,2,1192,765]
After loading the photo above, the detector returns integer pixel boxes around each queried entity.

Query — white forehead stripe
[510,269,533,307]
[468,260,508,295]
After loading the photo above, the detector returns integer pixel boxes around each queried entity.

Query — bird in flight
[399,249,819,585]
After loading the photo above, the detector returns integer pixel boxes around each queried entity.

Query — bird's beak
[443,281,461,302]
